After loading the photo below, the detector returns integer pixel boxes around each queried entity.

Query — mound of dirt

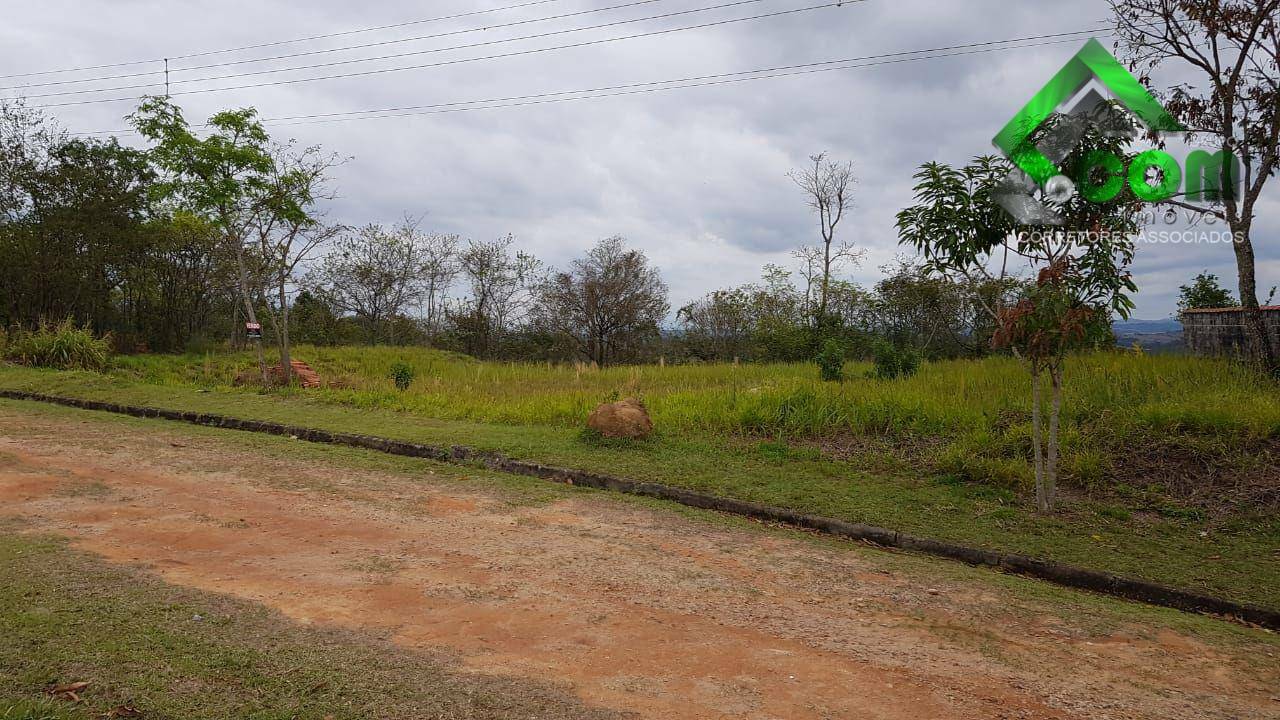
[233,360,322,389]
[587,398,653,439]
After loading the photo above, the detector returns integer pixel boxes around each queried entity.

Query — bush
[388,361,415,391]
[3,319,112,371]
[871,339,921,380]
[814,338,846,382]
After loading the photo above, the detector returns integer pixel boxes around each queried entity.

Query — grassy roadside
[1,365,1277,609]
[0,528,620,720]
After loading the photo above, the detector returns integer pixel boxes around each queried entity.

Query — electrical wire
[68,27,1112,136]
[28,1,849,110]
[11,0,774,101]
[0,0,570,81]
[0,0,676,92]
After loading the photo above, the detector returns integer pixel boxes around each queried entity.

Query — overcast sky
[4,0,1276,318]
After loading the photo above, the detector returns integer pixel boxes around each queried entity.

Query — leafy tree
[452,235,543,357]
[307,221,437,344]
[897,118,1141,512]
[250,143,344,382]
[1111,0,1280,370]
[677,288,756,361]
[1177,270,1237,313]
[535,236,668,366]
[130,97,278,381]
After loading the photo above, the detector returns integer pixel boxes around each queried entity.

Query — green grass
[106,345,1280,490]
[0,529,619,720]
[1,362,1277,610]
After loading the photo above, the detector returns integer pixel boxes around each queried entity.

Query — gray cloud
[6,0,1275,316]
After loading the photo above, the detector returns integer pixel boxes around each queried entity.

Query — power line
[0,0,676,92]
[0,0,570,81]
[12,0,770,101]
[28,1,849,110]
[71,28,1111,136]
[271,35,1110,126]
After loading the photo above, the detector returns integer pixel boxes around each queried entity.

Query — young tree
[250,143,344,384]
[1111,0,1280,370]
[536,236,669,366]
[1177,270,1237,313]
[897,142,1140,512]
[788,153,862,327]
[130,97,277,382]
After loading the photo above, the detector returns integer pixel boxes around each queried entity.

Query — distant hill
[1112,317,1184,352]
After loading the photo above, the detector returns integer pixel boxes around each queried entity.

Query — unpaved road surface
[1,403,1277,720]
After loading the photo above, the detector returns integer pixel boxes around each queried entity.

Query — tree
[419,231,461,336]
[788,153,862,327]
[1177,270,1237,313]
[307,221,434,344]
[453,235,542,357]
[130,97,278,382]
[871,259,1021,359]
[250,143,343,384]
[897,123,1141,512]
[1111,0,1280,370]
[536,236,668,366]
[677,288,756,361]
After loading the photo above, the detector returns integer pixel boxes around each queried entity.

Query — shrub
[871,339,921,380]
[388,361,415,391]
[814,338,846,382]
[3,319,112,371]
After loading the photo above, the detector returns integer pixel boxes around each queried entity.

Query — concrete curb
[3,388,1276,630]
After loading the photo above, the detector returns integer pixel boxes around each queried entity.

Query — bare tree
[307,221,432,343]
[1111,0,1280,370]
[788,152,862,324]
[536,236,669,366]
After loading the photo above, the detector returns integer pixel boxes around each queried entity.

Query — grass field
[111,345,1280,493]
[1,349,1277,609]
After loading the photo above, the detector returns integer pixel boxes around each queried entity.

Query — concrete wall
[1181,307,1280,357]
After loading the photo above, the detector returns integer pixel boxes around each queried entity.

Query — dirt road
[1,402,1276,720]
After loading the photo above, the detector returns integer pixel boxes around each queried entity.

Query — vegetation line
[3,387,1276,631]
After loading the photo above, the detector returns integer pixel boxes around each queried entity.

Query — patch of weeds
[1157,505,1207,522]
[576,427,654,450]
[1097,506,1133,522]
[755,440,822,464]
[345,555,405,575]
[0,699,82,720]
[983,508,1021,523]
[932,473,967,487]
[53,480,111,499]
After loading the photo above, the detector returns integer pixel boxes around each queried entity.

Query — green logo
[986,37,1253,220]
[994,38,1183,188]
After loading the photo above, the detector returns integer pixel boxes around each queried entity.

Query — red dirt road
[1,404,1277,720]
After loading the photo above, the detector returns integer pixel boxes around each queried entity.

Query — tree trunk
[277,279,292,386]
[232,240,268,385]
[1044,365,1063,513]
[1030,364,1046,512]
[1230,220,1277,372]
